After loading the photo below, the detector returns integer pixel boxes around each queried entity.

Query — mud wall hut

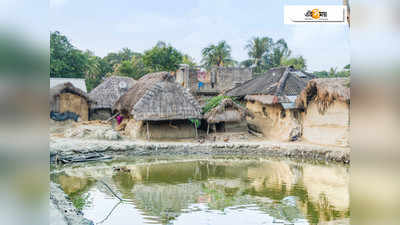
[226,66,313,141]
[88,76,136,120]
[113,72,202,139]
[204,98,253,133]
[296,78,350,147]
[49,82,91,121]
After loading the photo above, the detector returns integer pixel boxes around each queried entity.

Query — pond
[51,156,350,225]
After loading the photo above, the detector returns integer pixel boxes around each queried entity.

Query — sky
[49,0,350,72]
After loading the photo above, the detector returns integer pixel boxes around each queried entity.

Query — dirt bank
[50,137,350,164]
[50,182,94,225]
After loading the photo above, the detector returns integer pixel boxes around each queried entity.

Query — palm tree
[201,41,234,67]
[245,37,273,72]
[266,39,291,69]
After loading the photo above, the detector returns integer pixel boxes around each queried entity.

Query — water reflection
[51,158,349,225]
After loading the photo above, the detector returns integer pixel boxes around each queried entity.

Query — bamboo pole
[146,121,150,140]
[194,122,198,137]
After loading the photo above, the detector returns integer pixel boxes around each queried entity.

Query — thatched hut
[204,98,253,133]
[49,82,92,121]
[226,66,313,141]
[113,72,202,139]
[88,76,136,120]
[296,78,350,147]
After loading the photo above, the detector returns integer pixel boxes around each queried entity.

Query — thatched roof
[49,82,92,109]
[113,72,202,121]
[204,98,253,124]
[50,78,87,92]
[296,78,350,112]
[244,95,291,105]
[226,66,313,97]
[89,76,136,110]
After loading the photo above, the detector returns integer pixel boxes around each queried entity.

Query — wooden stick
[146,121,150,140]
[207,123,210,135]
[99,180,123,201]
[106,112,120,122]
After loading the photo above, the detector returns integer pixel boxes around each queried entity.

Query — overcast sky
[50,0,350,72]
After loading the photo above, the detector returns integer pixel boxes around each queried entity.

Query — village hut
[296,78,350,147]
[49,82,92,121]
[88,76,136,120]
[226,66,313,141]
[113,72,202,139]
[204,98,253,134]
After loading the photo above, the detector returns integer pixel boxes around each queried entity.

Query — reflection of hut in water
[56,174,96,195]
[294,164,350,224]
[49,82,92,121]
[226,66,313,141]
[89,76,136,120]
[204,98,253,134]
[296,78,350,147]
[131,183,203,224]
[113,72,202,139]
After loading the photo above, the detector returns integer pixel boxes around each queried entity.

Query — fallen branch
[98,180,123,201]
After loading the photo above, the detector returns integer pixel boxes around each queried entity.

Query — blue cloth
[50,111,80,122]
[198,82,204,90]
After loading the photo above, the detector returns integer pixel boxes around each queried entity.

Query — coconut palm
[245,37,273,72]
[201,41,234,67]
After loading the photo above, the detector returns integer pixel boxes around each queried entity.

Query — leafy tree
[265,39,291,69]
[201,41,235,67]
[142,41,183,72]
[313,65,350,78]
[182,54,197,67]
[281,56,307,70]
[245,37,273,72]
[50,31,88,77]
[115,54,150,79]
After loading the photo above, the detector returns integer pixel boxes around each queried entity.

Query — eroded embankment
[50,138,350,164]
[50,182,94,225]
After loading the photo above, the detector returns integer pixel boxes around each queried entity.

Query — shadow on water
[51,156,350,225]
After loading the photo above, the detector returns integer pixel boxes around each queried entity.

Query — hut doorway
[215,122,225,132]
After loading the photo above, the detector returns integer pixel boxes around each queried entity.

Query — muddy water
[51,156,350,225]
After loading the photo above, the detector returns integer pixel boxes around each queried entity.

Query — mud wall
[301,101,350,147]
[90,108,112,121]
[59,93,89,121]
[126,119,196,139]
[246,101,301,141]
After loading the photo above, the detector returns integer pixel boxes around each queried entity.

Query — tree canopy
[201,41,236,67]
[50,31,350,92]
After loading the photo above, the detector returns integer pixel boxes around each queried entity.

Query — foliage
[115,54,150,80]
[245,37,273,73]
[71,193,91,211]
[202,95,239,114]
[50,31,88,77]
[281,56,307,70]
[182,54,197,67]
[243,37,294,73]
[313,65,350,78]
[189,119,201,128]
[142,41,183,72]
[201,41,235,68]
